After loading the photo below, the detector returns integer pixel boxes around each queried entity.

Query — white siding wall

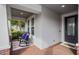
[34,14,43,48]
[34,6,61,49]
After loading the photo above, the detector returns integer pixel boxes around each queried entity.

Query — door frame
[61,11,78,45]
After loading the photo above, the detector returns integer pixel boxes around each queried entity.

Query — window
[28,20,30,33]
[67,17,75,36]
[31,17,34,35]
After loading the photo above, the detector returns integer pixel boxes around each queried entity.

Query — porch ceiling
[42,4,78,14]
[11,8,33,19]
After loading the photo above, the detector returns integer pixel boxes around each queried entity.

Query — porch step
[60,43,77,50]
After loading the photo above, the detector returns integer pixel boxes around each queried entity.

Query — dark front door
[65,15,78,44]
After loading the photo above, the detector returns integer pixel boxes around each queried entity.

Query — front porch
[0,4,79,55]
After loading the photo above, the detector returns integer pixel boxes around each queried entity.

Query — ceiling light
[20,12,23,15]
[61,5,65,7]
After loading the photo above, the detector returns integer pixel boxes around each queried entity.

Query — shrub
[11,31,24,40]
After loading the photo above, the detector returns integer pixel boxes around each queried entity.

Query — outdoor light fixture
[61,5,65,7]
[20,12,24,15]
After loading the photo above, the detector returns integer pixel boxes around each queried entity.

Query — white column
[6,6,12,36]
[25,20,28,32]
[0,4,10,50]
